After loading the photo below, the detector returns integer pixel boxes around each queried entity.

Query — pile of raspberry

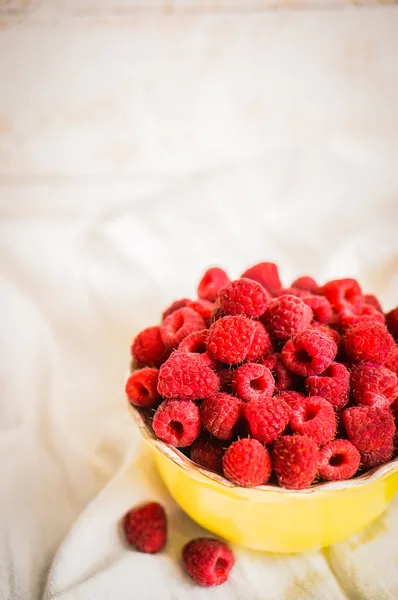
[126,262,398,490]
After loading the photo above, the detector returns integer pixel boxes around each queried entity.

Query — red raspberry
[245,320,272,361]
[282,329,337,377]
[360,438,394,470]
[290,396,336,445]
[125,368,160,408]
[350,362,398,409]
[343,321,395,365]
[219,278,270,319]
[320,278,363,311]
[318,440,360,481]
[123,502,167,553]
[241,261,282,294]
[243,397,290,443]
[197,267,230,302]
[157,351,219,401]
[160,307,205,350]
[264,295,313,341]
[223,438,271,486]
[261,352,293,391]
[291,276,319,293]
[277,391,306,415]
[364,294,383,313]
[301,294,332,325]
[338,303,385,329]
[232,363,275,402]
[178,329,215,367]
[206,315,255,364]
[386,346,398,376]
[386,307,398,341]
[342,405,395,452]
[200,393,242,440]
[182,538,234,587]
[131,326,168,368]
[305,362,350,409]
[310,324,342,345]
[190,436,224,472]
[152,399,201,447]
[188,299,214,322]
[178,329,208,354]
[272,435,318,490]
[162,298,190,321]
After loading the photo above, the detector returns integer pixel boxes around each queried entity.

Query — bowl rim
[129,403,398,495]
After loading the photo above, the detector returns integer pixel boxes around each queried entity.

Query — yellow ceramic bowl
[129,405,398,553]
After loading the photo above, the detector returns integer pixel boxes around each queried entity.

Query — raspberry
[342,405,395,452]
[125,368,160,408]
[201,393,242,440]
[320,278,363,311]
[290,396,336,445]
[261,352,293,391]
[197,267,230,302]
[364,294,383,313]
[219,278,270,319]
[305,362,350,409]
[157,351,219,401]
[386,307,398,341]
[232,363,275,402]
[206,315,255,364]
[243,397,290,443]
[223,438,271,486]
[338,303,385,329]
[272,435,318,490]
[245,320,272,361]
[178,329,208,354]
[152,399,201,447]
[386,346,398,376]
[277,390,306,414]
[178,329,215,367]
[123,502,167,553]
[160,307,205,350]
[264,295,313,341]
[350,362,398,409]
[188,299,214,322]
[282,329,337,377]
[343,321,395,365]
[241,261,282,294]
[318,440,360,481]
[301,294,332,325]
[190,436,224,472]
[162,298,191,321]
[291,276,319,293]
[360,438,394,470]
[182,538,234,587]
[131,326,168,368]
[310,324,342,345]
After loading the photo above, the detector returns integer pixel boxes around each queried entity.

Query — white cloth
[1,3,398,599]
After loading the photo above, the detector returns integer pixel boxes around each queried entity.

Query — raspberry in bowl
[127,262,398,552]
